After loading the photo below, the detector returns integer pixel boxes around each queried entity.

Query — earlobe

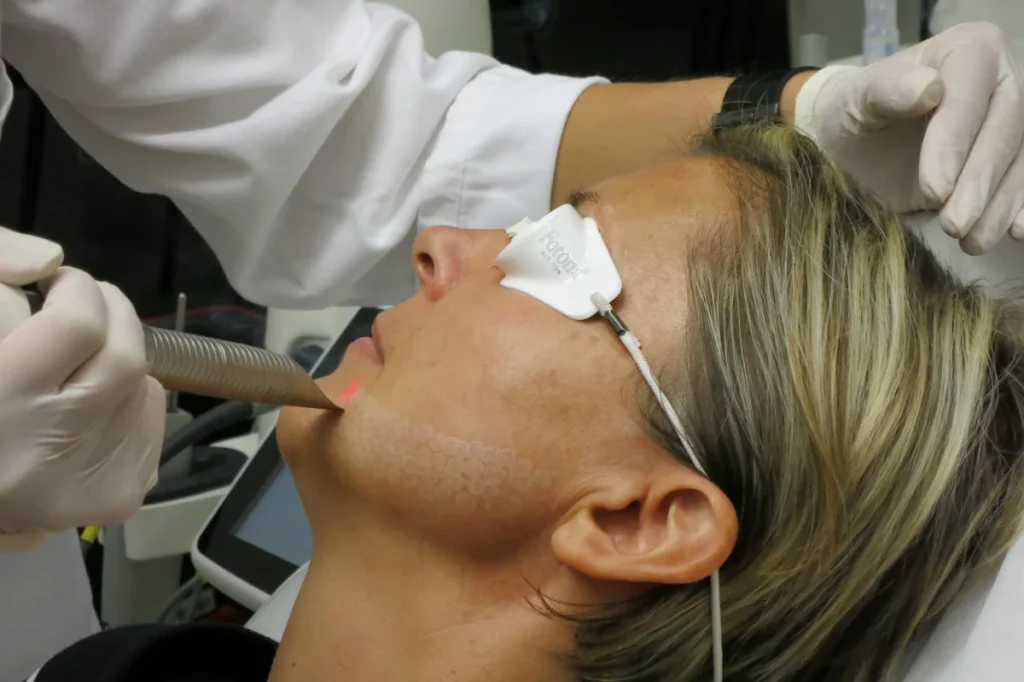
[552,468,737,586]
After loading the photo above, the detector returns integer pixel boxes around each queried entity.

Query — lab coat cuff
[423,66,607,231]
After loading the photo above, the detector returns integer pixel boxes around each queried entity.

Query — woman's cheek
[277,406,311,468]
[332,391,559,552]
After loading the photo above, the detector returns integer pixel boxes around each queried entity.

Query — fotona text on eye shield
[498,205,621,320]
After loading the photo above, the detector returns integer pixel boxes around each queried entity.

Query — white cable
[709,570,723,682]
[155,574,202,624]
[620,333,706,476]
[620,332,723,682]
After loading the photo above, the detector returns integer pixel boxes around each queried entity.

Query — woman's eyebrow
[566,189,601,210]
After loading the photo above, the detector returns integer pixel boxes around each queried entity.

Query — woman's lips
[349,336,383,365]
[371,317,385,361]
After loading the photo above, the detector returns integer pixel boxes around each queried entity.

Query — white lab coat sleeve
[0,1,604,308]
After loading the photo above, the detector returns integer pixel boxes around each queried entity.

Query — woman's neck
[268,520,574,682]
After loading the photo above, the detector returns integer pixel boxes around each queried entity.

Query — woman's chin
[277,403,340,471]
[279,359,376,466]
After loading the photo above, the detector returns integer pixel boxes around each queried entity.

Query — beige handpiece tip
[312,379,345,411]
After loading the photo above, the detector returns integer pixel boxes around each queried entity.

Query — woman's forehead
[578,157,736,249]
[572,156,738,326]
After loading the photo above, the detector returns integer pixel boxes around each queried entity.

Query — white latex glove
[795,22,1024,255]
[0,226,165,542]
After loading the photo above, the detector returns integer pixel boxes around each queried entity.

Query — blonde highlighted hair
[569,125,1024,681]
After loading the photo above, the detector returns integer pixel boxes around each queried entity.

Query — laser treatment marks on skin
[344,392,553,513]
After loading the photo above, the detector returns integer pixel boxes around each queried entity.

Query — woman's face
[279,156,737,558]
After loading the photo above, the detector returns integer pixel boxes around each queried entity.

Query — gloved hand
[0,226,166,541]
[795,22,1024,255]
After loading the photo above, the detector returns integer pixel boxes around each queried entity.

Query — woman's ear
[551,464,737,585]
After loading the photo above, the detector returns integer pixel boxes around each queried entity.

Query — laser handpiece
[143,326,339,410]
[21,290,338,411]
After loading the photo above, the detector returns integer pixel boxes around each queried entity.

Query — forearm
[551,71,816,206]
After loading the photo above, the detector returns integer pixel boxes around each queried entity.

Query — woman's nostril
[416,252,435,279]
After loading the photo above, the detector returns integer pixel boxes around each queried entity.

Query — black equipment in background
[491,0,792,80]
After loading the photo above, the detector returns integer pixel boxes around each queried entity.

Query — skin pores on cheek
[336,390,555,543]
[349,391,553,507]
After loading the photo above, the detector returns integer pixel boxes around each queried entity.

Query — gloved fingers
[11,378,165,532]
[0,282,32,340]
[65,281,148,391]
[138,377,166,493]
[937,73,1024,240]
[861,62,943,125]
[0,267,108,394]
[0,226,63,285]
[919,40,1002,204]
[956,149,1024,254]
[1011,207,1024,242]
[70,377,165,527]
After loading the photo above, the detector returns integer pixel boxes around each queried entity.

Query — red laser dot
[339,381,362,405]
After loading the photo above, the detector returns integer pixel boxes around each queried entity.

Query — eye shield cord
[589,295,706,474]
[590,293,724,682]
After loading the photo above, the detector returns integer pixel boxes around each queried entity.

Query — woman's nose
[412,226,501,300]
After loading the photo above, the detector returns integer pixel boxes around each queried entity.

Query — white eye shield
[497,204,622,320]
[495,204,724,682]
